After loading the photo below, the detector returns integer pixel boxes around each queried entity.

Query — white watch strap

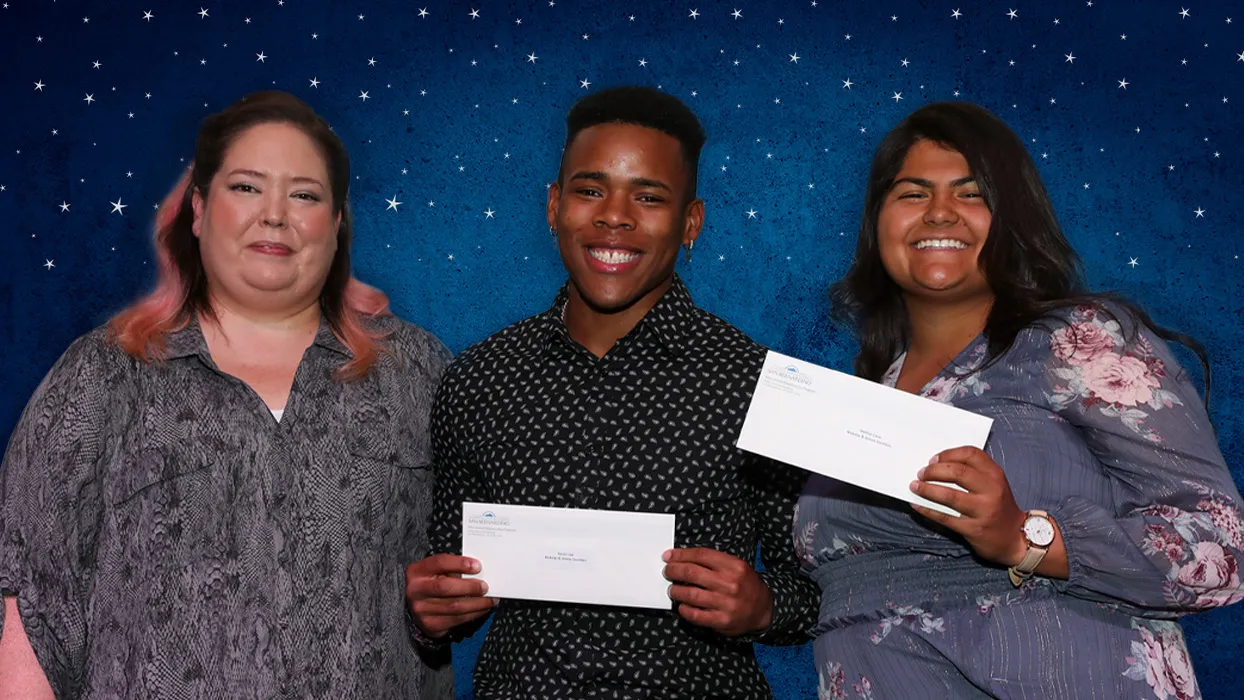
[1014,545,1047,575]
[1008,510,1052,586]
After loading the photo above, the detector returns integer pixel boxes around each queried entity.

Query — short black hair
[560,86,706,197]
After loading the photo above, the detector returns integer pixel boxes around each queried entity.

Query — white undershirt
[271,408,285,422]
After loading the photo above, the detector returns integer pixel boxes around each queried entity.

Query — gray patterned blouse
[0,314,453,699]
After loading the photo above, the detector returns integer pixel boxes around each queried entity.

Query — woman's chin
[237,272,303,296]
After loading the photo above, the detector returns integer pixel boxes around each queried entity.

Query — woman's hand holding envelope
[662,548,774,636]
[909,446,1068,579]
[405,554,497,639]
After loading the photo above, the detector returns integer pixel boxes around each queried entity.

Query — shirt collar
[541,274,697,357]
[162,310,352,361]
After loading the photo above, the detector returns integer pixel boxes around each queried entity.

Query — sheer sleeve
[1036,305,1244,615]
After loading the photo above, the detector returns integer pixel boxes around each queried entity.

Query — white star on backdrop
[386,196,401,211]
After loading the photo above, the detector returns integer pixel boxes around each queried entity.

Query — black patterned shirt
[429,277,819,700]
[0,314,453,699]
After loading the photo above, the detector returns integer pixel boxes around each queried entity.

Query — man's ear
[682,197,705,248]
[546,181,562,232]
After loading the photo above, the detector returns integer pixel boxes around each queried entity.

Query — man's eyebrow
[630,177,672,192]
[567,172,673,193]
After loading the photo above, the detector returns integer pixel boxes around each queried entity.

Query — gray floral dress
[795,304,1244,699]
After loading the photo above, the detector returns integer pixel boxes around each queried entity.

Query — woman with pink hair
[0,91,452,699]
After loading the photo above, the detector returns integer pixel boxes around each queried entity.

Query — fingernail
[917,467,928,479]
[929,454,939,464]
[480,581,489,595]
[470,559,481,574]
[909,480,920,493]
[662,550,672,562]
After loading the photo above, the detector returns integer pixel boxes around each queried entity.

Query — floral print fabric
[797,303,1243,698]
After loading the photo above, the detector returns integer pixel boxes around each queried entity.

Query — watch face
[1024,515,1056,547]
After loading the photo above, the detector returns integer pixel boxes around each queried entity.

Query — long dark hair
[831,101,1211,403]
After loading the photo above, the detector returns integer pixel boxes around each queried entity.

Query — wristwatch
[1008,510,1055,587]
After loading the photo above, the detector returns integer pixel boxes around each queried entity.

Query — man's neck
[564,277,674,359]
[904,294,993,366]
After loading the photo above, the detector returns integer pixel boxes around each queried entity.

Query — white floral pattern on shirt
[1123,619,1200,700]
[1045,305,1184,442]
[883,340,991,403]
[1142,483,1244,609]
[869,604,946,644]
[818,661,876,700]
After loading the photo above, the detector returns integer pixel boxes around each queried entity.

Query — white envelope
[736,351,994,517]
[461,502,675,609]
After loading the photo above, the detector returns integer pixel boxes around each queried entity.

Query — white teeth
[589,248,639,264]
[914,239,969,250]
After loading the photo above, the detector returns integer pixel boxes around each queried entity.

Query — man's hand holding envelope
[406,503,776,639]
[405,554,495,640]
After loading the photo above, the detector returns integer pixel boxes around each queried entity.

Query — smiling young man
[405,86,818,699]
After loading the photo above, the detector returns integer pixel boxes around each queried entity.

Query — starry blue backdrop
[2,1,1241,697]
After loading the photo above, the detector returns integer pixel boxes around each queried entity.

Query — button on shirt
[0,315,453,699]
[430,277,819,700]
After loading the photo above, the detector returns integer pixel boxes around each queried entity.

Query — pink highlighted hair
[108,91,392,381]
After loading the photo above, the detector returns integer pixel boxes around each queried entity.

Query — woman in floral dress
[797,102,1243,699]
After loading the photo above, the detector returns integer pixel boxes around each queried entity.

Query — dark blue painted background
[2,1,1240,697]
